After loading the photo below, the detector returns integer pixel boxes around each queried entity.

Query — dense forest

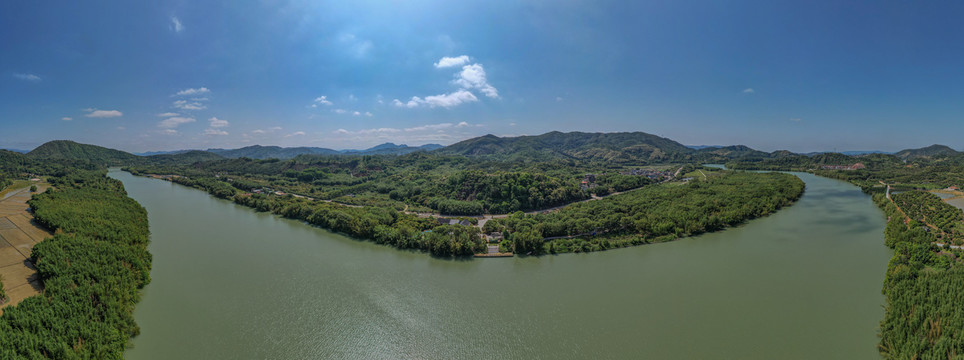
[484,172,804,254]
[125,153,660,215]
[871,193,964,359]
[0,170,152,358]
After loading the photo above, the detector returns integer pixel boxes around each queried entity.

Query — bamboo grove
[0,170,151,358]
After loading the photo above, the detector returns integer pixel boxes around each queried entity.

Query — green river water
[111,170,891,359]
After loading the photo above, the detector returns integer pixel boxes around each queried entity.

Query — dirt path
[0,182,52,312]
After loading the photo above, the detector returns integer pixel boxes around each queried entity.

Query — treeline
[0,170,152,358]
[484,172,805,255]
[873,193,964,358]
[162,176,486,257]
[128,152,664,216]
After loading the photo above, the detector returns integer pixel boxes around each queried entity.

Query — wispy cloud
[173,100,206,110]
[158,116,195,128]
[170,17,184,33]
[790,118,801,122]
[434,55,470,68]
[61,117,72,121]
[334,109,347,114]
[743,88,755,94]
[394,89,478,109]
[285,131,306,137]
[13,73,41,82]
[208,117,229,128]
[174,87,209,96]
[204,128,228,136]
[84,109,123,118]
[156,112,179,117]
[314,96,332,105]
[338,33,372,59]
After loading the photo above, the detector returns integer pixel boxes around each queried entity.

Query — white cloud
[365,112,373,117]
[204,128,228,136]
[174,87,210,96]
[434,55,470,68]
[454,64,499,98]
[352,111,361,116]
[162,129,178,135]
[285,131,306,137]
[394,89,478,109]
[457,121,469,127]
[61,117,72,121]
[13,73,41,82]
[509,122,517,127]
[556,96,563,102]
[269,126,282,131]
[335,129,349,134]
[334,109,347,114]
[314,96,332,105]
[117,126,125,130]
[252,129,266,134]
[349,94,357,101]
[85,109,123,118]
[743,88,755,94]
[158,116,196,128]
[170,17,183,33]
[156,112,179,117]
[208,117,229,127]
[790,118,801,122]
[173,100,206,110]
[191,97,209,102]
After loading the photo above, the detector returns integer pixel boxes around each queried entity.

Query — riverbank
[117,169,889,359]
[132,170,805,257]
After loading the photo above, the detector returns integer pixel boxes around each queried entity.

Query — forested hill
[895,144,959,161]
[207,143,443,159]
[26,140,224,166]
[27,140,140,165]
[437,131,775,163]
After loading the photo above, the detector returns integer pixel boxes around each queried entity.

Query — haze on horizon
[3,1,964,153]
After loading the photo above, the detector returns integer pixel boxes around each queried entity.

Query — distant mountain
[207,145,340,160]
[439,131,739,163]
[895,144,959,161]
[135,150,193,156]
[342,143,444,155]
[145,150,224,165]
[0,148,30,154]
[27,140,140,165]
[695,145,770,159]
[206,143,444,159]
[686,145,723,150]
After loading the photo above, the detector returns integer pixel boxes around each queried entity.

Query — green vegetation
[0,274,6,304]
[27,140,141,165]
[29,184,36,192]
[872,193,964,359]
[892,191,964,245]
[485,172,804,254]
[731,145,964,358]
[0,170,151,359]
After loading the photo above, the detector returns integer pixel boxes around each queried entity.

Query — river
[110,169,891,359]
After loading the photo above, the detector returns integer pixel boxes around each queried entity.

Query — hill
[207,143,442,159]
[145,150,225,165]
[438,131,770,163]
[895,144,959,161]
[27,140,140,165]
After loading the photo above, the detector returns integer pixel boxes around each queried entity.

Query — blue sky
[3,1,964,153]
